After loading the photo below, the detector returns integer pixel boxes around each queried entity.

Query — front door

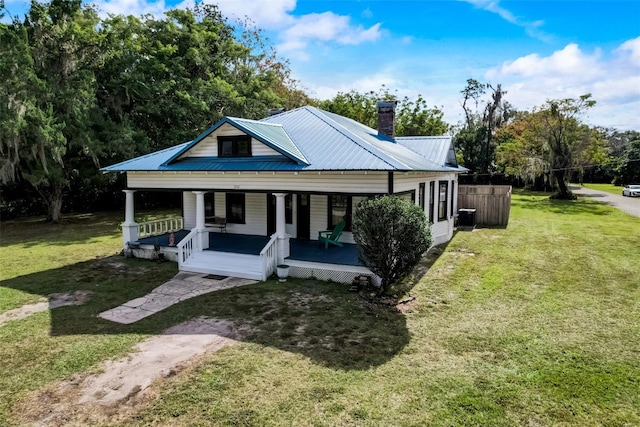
[297,193,310,240]
[267,193,275,236]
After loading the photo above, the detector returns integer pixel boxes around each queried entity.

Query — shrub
[352,196,432,295]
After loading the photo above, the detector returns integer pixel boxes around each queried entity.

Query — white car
[622,184,640,197]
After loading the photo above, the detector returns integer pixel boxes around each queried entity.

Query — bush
[352,196,432,295]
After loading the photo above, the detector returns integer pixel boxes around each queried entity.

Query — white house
[103,102,467,283]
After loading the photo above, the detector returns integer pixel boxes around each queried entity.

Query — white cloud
[207,0,296,28]
[92,0,168,18]
[485,39,640,130]
[462,0,551,41]
[617,36,640,67]
[488,43,603,79]
[307,72,398,100]
[278,11,381,54]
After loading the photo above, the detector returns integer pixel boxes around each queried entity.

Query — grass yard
[580,182,626,196]
[1,191,639,426]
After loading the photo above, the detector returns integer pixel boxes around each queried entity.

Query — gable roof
[102,106,467,173]
[166,117,309,166]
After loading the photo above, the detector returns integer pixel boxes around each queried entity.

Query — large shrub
[352,196,432,294]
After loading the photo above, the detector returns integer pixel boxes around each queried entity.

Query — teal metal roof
[102,106,467,173]
[164,117,309,166]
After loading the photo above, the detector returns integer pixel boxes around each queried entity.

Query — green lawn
[1,192,639,426]
[581,182,625,196]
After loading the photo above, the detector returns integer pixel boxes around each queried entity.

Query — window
[217,135,251,157]
[450,180,455,218]
[226,193,245,223]
[419,183,426,210]
[328,195,352,230]
[438,181,448,221]
[285,194,293,224]
[429,182,435,223]
[205,192,215,221]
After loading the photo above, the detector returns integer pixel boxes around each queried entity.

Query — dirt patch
[0,291,92,327]
[288,290,333,307]
[16,316,251,427]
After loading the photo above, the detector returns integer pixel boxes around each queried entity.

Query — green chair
[318,220,346,249]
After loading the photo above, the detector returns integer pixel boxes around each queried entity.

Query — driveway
[570,185,640,218]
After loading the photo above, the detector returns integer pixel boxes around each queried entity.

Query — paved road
[570,185,640,218]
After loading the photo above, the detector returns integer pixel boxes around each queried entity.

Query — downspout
[388,171,394,194]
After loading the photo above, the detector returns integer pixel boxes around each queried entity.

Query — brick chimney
[377,100,397,138]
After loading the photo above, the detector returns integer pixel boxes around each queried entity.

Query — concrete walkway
[570,185,640,218]
[99,272,257,324]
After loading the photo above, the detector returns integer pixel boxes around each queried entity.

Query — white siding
[309,194,327,242]
[158,171,460,246]
[285,194,297,237]
[223,192,268,236]
[308,195,359,244]
[127,171,389,194]
[183,192,196,229]
[214,192,225,217]
[389,172,458,246]
[252,140,280,156]
[179,123,281,158]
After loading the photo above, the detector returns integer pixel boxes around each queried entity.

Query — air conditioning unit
[458,208,476,229]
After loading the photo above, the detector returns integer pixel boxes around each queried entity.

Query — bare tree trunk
[34,183,64,223]
[47,191,63,223]
[552,169,573,199]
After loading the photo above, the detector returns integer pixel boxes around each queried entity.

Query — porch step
[181,251,264,281]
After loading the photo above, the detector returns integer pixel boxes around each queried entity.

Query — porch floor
[139,231,362,266]
[137,230,190,246]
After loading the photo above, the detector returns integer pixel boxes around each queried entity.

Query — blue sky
[3,0,640,130]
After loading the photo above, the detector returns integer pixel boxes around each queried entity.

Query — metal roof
[396,136,461,168]
[166,117,309,165]
[102,106,467,173]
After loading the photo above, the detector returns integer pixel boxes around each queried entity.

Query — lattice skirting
[287,263,381,285]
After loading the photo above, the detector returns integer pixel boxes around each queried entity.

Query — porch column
[193,191,208,249]
[273,193,290,263]
[121,189,138,250]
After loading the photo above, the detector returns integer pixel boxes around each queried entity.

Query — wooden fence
[457,185,512,226]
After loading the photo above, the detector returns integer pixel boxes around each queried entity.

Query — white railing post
[138,217,184,238]
[176,228,199,269]
[259,235,279,281]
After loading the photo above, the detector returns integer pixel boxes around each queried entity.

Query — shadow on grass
[0,255,409,371]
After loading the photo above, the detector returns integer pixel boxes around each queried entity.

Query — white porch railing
[177,229,200,268]
[139,217,184,238]
[259,235,279,281]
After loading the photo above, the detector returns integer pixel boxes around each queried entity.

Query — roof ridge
[304,107,407,169]
[234,117,285,127]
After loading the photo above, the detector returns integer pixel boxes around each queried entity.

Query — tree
[317,87,449,136]
[495,112,551,189]
[533,94,596,199]
[495,96,603,195]
[455,79,513,175]
[352,196,432,295]
[1,0,104,222]
[605,130,640,185]
[2,2,309,220]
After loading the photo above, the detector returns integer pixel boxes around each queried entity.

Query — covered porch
[137,231,361,266]
[121,188,379,283]
[132,230,372,283]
